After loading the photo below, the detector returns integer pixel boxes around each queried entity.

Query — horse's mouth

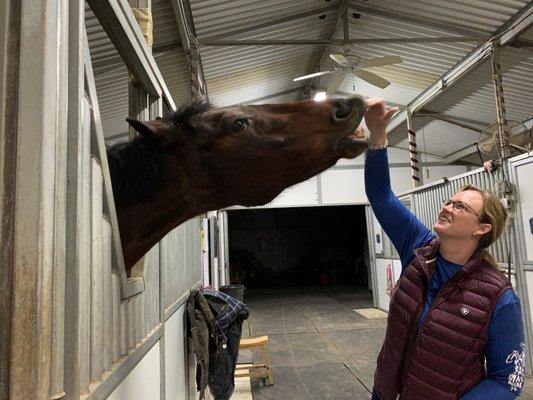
[336,135,368,152]
[335,122,368,154]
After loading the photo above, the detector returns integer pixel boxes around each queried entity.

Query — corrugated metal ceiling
[190,0,343,37]
[334,9,481,90]
[350,0,526,34]
[86,1,191,141]
[389,44,533,158]
[195,5,339,106]
[86,5,130,141]
[86,0,531,162]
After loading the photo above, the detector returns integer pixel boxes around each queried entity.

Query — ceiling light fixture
[314,91,327,102]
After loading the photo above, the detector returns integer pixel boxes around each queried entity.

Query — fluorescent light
[314,91,327,102]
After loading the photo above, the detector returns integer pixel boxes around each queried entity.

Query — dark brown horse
[107,96,367,271]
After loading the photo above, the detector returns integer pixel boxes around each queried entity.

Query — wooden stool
[236,335,274,386]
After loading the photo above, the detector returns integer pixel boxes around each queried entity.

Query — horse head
[110,96,368,270]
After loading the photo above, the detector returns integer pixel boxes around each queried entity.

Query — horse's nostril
[334,101,352,120]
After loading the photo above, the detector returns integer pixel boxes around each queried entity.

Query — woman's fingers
[364,98,399,134]
[367,97,384,107]
[384,107,400,123]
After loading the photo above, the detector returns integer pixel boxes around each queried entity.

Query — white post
[201,217,210,286]
[217,211,230,286]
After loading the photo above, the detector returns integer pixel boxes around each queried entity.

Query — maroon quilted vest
[374,238,511,400]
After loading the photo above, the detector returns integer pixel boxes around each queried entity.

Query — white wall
[264,147,468,208]
[166,304,200,400]
[165,305,190,400]
[107,342,160,400]
[106,303,199,400]
[321,169,366,204]
[270,176,320,207]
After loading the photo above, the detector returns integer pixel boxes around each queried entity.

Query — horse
[107,95,368,272]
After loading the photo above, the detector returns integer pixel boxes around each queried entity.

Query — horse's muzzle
[332,95,368,123]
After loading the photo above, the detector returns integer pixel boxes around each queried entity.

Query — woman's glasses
[442,199,484,220]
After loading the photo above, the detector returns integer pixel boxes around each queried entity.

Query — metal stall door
[64,23,161,399]
[509,154,533,370]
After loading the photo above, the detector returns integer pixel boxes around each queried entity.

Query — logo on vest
[460,307,470,316]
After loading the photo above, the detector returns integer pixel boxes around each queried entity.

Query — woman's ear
[474,223,492,237]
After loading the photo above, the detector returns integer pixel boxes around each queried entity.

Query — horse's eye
[232,118,248,132]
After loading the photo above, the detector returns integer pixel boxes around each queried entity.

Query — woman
[364,98,525,399]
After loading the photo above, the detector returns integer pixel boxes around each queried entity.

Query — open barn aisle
[244,287,385,399]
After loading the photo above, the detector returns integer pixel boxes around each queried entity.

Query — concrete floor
[242,286,533,400]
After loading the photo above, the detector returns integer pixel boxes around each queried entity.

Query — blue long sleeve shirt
[366,149,525,399]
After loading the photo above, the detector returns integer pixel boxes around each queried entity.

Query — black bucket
[219,284,245,302]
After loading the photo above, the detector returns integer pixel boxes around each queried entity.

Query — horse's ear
[126,118,159,137]
[126,118,175,142]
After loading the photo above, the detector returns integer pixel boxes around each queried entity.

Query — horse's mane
[107,100,212,208]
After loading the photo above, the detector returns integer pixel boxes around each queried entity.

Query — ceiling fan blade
[358,55,403,69]
[293,70,335,82]
[355,69,391,89]
[330,53,350,67]
[326,73,346,95]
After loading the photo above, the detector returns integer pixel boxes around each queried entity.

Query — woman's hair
[459,184,509,268]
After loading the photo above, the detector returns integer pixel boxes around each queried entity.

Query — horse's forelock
[169,100,212,132]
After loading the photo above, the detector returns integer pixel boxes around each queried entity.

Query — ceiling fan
[294,51,403,94]
[478,120,532,157]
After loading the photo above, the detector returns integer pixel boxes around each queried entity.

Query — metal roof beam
[87,0,176,109]
[419,112,489,128]
[498,5,533,46]
[169,0,209,100]
[387,3,533,136]
[197,36,484,46]
[443,144,481,164]
[302,0,349,99]
[152,5,337,53]
[418,112,485,134]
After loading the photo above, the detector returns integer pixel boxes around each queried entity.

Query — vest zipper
[399,269,466,397]
[398,298,425,396]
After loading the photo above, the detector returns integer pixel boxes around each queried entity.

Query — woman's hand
[364,98,399,146]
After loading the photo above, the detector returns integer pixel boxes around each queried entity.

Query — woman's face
[434,190,490,242]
